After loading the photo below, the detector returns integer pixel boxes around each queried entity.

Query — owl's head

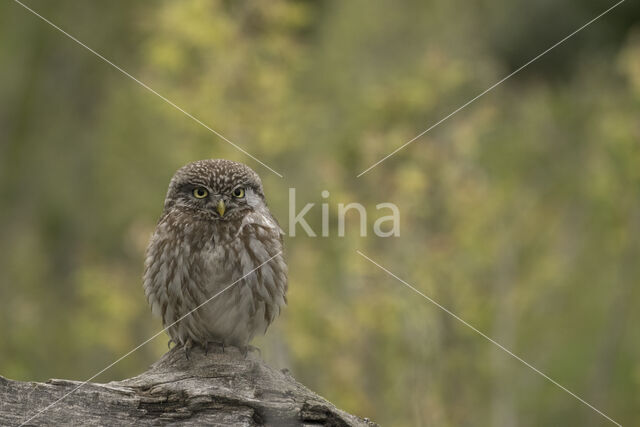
[162,159,266,221]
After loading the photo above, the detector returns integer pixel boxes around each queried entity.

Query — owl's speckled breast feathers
[143,159,287,352]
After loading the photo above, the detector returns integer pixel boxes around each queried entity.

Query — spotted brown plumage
[143,159,287,356]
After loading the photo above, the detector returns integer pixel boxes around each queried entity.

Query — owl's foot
[183,339,194,360]
[241,345,261,358]
[204,341,225,355]
[167,339,177,350]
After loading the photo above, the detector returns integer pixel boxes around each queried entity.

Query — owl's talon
[248,345,261,357]
[184,339,193,360]
[167,339,176,350]
[204,341,225,354]
[241,345,260,358]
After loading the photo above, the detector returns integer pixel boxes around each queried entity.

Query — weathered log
[0,346,376,426]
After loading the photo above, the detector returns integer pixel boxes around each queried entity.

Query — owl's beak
[216,199,226,217]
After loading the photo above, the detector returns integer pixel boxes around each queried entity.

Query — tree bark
[0,346,376,426]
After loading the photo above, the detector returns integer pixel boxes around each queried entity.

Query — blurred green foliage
[1,0,639,425]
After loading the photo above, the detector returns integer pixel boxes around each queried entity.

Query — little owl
[143,159,287,356]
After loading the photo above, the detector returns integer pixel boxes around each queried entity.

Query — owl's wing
[240,208,285,238]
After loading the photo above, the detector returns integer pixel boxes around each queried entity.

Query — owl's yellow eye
[193,187,208,199]
[232,187,245,198]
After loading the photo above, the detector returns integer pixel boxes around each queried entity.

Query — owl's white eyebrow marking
[17,251,283,426]
[12,0,284,179]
